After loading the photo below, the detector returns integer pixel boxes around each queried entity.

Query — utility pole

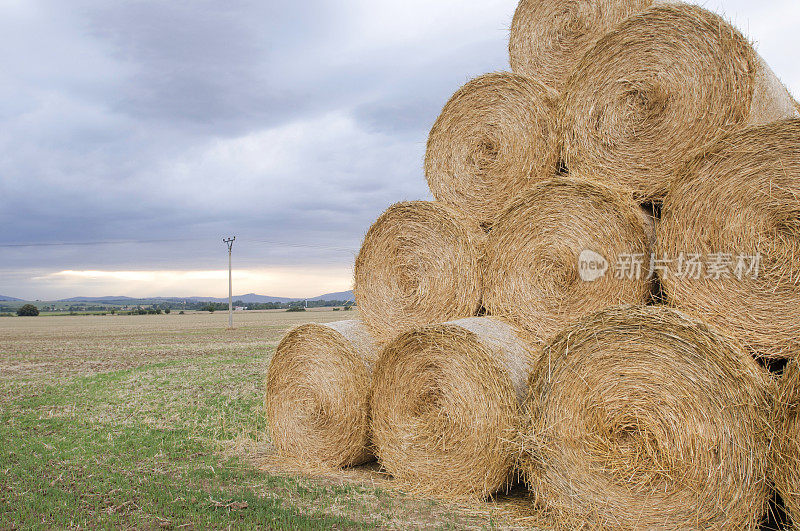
[223,236,236,328]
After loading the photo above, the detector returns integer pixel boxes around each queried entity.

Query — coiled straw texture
[558,3,799,201]
[370,317,538,499]
[509,0,653,92]
[425,72,559,226]
[482,176,652,344]
[518,305,774,529]
[772,360,800,526]
[354,201,484,344]
[657,119,800,360]
[265,320,378,468]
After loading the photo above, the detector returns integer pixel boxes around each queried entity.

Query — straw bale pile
[353,200,484,344]
[518,306,774,529]
[482,176,652,343]
[265,320,377,468]
[557,3,798,201]
[265,1,800,525]
[657,119,800,359]
[509,0,653,91]
[369,317,537,499]
[424,72,559,226]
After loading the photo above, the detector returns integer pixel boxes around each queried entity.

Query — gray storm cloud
[1,0,797,298]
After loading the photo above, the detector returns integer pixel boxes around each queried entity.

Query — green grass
[0,353,368,529]
[0,417,370,529]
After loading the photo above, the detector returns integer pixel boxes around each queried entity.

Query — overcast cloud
[1,0,798,299]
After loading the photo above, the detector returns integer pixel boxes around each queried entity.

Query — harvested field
[0,310,535,529]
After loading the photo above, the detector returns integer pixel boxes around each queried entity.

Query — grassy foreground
[0,310,493,529]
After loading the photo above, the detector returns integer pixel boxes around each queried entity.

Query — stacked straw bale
[266,4,800,527]
[369,317,537,499]
[772,361,800,526]
[265,320,378,468]
[509,0,653,92]
[482,176,652,344]
[657,119,800,360]
[557,3,799,201]
[354,200,484,344]
[517,306,774,529]
[424,72,559,226]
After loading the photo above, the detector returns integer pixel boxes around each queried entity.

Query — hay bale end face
[772,361,800,526]
[369,317,538,499]
[425,72,559,226]
[482,176,652,344]
[265,320,378,468]
[558,3,799,201]
[519,306,774,529]
[509,0,653,92]
[657,119,800,359]
[354,201,484,344]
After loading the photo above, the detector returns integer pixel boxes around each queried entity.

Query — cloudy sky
[1,0,797,300]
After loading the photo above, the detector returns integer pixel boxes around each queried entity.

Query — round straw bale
[772,360,800,525]
[657,119,800,359]
[424,72,559,226]
[354,201,484,344]
[509,0,653,92]
[481,176,652,344]
[518,305,774,529]
[265,320,378,468]
[558,3,799,201]
[369,317,538,499]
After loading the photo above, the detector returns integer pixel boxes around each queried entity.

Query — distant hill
[59,296,137,302]
[49,290,354,305]
[183,294,295,304]
[0,295,23,301]
[184,291,353,304]
[308,290,353,302]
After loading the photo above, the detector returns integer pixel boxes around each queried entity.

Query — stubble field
[0,309,519,529]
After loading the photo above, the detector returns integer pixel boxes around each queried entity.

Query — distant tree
[17,304,39,317]
[202,304,216,313]
[286,307,306,312]
[164,308,171,314]
[178,310,185,315]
